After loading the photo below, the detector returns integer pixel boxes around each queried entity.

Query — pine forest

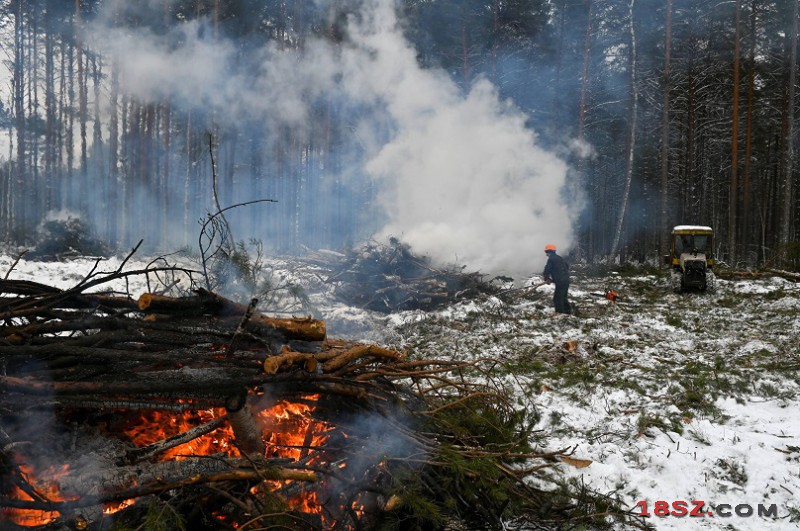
[1,0,799,271]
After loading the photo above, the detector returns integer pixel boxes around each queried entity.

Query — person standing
[542,244,571,314]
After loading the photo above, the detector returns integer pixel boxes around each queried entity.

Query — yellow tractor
[666,225,715,293]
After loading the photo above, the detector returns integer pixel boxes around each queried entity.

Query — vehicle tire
[705,270,716,293]
[671,270,683,294]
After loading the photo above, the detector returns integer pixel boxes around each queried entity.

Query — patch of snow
[765,297,800,311]
[738,340,778,355]
[734,281,778,295]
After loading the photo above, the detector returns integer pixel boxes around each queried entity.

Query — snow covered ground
[3,252,799,530]
[383,269,800,530]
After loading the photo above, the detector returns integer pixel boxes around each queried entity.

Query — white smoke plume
[85,0,578,279]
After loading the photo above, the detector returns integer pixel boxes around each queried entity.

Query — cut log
[137,288,249,316]
[244,315,326,342]
[714,268,800,282]
[764,268,800,281]
[322,344,406,373]
[228,402,267,456]
[0,374,260,397]
[137,291,326,341]
[137,293,206,314]
[263,347,319,374]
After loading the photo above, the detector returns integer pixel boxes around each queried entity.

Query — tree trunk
[462,14,470,87]
[92,57,105,235]
[742,0,757,264]
[491,0,499,83]
[136,291,327,341]
[76,0,88,212]
[578,0,593,258]
[109,57,120,246]
[780,0,798,249]
[29,9,39,224]
[119,94,130,246]
[729,0,741,264]
[550,0,567,142]
[183,111,193,247]
[44,4,56,210]
[13,0,26,233]
[214,0,220,38]
[65,34,75,207]
[160,0,171,249]
[142,103,156,243]
[659,0,673,260]
[610,0,638,261]
[685,72,697,224]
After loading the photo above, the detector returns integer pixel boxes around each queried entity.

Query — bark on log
[263,347,319,375]
[228,402,267,456]
[0,279,63,296]
[714,268,800,281]
[226,315,326,342]
[322,344,406,373]
[99,467,317,506]
[137,291,326,341]
[764,268,800,281]
[0,374,260,397]
[136,293,208,314]
[137,289,249,316]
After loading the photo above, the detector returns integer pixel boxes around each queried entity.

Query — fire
[2,463,75,527]
[3,461,140,527]
[258,395,334,462]
[120,407,239,460]
[4,394,339,527]
[254,395,335,517]
[103,498,136,515]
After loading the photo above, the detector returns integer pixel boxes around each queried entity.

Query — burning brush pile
[317,239,502,313]
[0,250,596,531]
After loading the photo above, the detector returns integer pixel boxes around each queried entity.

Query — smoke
[367,80,574,276]
[82,0,579,279]
[339,1,578,277]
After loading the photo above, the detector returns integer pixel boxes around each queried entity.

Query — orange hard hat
[544,243,557,252]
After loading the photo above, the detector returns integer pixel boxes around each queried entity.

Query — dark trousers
[553,282,571,314]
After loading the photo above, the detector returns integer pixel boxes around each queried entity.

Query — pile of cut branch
[319,239,501,313]
[0,257,637,530]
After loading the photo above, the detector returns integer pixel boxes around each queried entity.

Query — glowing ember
[103,498,136,515]
[121,407,238,460]
[254,395,336,517]
[257,395,335,463]
[4,394,341,527]
[2,463,76,526]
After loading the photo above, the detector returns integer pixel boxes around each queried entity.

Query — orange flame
[1,463,75,526]
[254,395,334,516]
[258,395,334,461]
[5,394,341,527]
[121,407,239,460]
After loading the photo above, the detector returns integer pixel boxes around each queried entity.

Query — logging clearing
[0,249,636,531]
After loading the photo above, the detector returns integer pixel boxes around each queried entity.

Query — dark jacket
[543,252,570,285]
